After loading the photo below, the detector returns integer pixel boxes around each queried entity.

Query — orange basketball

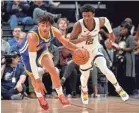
[72,48,90,65]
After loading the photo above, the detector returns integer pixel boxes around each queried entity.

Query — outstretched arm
[52,27,78,51]
[99,17,115,42]
[27,33,40,80]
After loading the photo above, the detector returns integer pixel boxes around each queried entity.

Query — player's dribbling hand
[111,42,121,50]
[36,79,47,95]
[81,34,92,42]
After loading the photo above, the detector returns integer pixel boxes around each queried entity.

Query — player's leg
[41,54,70,107]
[94,56,129,101]
[28,73,49,110]
[80,69,90,104]
[80,56,93,104]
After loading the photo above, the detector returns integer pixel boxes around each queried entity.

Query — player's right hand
[81,34,92,42]
[35,79,47,95]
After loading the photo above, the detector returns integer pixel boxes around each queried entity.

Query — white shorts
[80,46,103,70]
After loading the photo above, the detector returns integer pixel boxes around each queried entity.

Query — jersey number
[86,39,94,45]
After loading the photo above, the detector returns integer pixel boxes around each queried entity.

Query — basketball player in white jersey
[69,4,129,104]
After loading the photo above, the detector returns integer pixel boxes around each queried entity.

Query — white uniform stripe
[19,41,28,52]
[20,43,29,53]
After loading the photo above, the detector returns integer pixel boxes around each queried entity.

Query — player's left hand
[36,79,47,95]
[81,34,93,42]
[111,42,120,50]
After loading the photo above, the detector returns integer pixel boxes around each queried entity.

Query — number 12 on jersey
[86,39,94,45]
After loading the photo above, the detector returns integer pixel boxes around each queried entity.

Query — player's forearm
[102,17,115,42]
[29,52,40,80]
[63,39,78,51]
[109,33,116,42]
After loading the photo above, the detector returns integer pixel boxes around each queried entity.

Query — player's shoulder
[51,26,60,33]
[77,19,83,25]
[51,26,62,34]
[99,17,110,22]
[51,26,62,37]
[99,17,105,19]
[98,17,107,26]
[26,32,38,42]
[73,20,82,30]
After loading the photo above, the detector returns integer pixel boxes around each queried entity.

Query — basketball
[72,48,90,65]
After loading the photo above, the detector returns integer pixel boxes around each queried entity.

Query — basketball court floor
[1,97,139,113]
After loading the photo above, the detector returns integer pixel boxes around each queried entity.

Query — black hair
[80,4,95,14]
[38,15,54,25]
[121,22,132,35]
[9,51,21,57]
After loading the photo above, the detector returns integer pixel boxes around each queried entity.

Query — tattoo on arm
[69,22,81,41]
[99,17,105,27]
[70,34,78,40]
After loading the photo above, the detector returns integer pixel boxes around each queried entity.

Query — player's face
[58,20,68,31]
[82,12,94,23]
[39,22,51,33]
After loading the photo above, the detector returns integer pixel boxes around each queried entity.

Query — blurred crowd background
[1,0,139,100]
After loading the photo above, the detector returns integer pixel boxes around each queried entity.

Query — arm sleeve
[29,52,40,79]
[104,17,113,34]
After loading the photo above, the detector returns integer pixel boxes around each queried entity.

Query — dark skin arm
[69,22,82,44]
[69,22,93,44]
[99,17,115,42]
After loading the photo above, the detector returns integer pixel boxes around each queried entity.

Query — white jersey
[77,18,104,69]
[77,18,101,52]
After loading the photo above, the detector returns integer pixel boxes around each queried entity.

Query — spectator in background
[52,18,70,47]
[59,47,78,97]
[60,60,79,97]
[8,26,22,46]
[124,18,135,35]
[115,22,135,94]
[6,0,33,29]
[57,18,70,37]
[113,18,135,38]
[18,32,26,44]
[1,51,26,100]
[10,32,26,53]
[29,0,61,24]
[134,24,139,55]
[44,0,60,8]
[134,24,139,93]
[1,29,11,56]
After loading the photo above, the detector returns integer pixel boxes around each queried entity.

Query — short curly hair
[38,15,54,24]
[80,4,95,14]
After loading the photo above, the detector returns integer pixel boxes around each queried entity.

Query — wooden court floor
[1,97,139,113]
